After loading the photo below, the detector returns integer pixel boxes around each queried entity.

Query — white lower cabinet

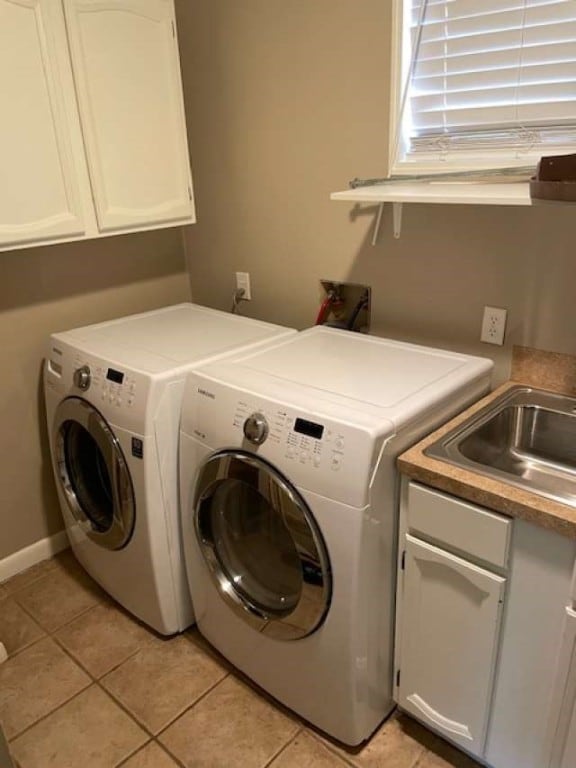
[544,608,576,768]
[398,534,505,758]
[397,480,576,768]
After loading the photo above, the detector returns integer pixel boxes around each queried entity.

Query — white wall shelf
[331,182,532,241]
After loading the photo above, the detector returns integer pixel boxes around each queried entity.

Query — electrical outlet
[481,306,507,345]
[235,271,251,301]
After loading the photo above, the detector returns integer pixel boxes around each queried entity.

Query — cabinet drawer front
[408,482,511,569]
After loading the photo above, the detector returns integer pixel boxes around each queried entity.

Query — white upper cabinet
[63,0,194,232]
[0,0,194,251]
[0,0,85,247]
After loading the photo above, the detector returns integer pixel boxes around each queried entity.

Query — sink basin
[426,386,576,508]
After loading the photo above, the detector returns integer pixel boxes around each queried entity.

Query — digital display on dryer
[294,418,324,440]
[106,368,124,384]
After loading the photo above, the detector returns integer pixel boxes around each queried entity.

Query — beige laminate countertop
[397,380,576,540]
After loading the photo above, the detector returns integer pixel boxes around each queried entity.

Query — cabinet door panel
[399,535,505,758]
[546,608,576,768]
[64,0,194,232]
[0,0,84,247]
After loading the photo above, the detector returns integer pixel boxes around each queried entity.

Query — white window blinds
[399,0,576,161]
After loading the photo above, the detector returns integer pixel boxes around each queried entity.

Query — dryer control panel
[69,357,141,413]
[46,339,151,432]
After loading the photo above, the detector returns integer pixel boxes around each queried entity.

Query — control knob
[243,412,269,445]
[73,365,91,391]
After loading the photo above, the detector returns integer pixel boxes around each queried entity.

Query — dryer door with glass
[53,397,135,550]
[193,450,332,640]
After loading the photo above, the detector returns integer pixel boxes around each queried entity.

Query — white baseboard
[0,530,69,584]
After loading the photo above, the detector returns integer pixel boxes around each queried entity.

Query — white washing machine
[179,326,493,745]
[44,303,295,635]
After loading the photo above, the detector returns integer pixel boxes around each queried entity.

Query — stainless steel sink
[426,386,576,508]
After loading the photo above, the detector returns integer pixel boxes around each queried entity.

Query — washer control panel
[233,400,346,472]
[189,378,378,506]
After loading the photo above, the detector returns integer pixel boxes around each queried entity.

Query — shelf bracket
[393,202,403,239]
[370,202,403,246]
[371,203,384,246]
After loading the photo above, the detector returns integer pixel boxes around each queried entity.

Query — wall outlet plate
[481,306,507,345]
[235,271,251,301]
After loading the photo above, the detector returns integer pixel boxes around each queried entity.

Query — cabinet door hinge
[171,20,175,38]
[401,550,406,571]
[396,669,401,687]
[188,186,192,201]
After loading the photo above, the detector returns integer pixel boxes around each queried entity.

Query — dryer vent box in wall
[319,280,371,333]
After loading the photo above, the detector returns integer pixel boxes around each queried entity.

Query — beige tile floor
[0,551,482,768]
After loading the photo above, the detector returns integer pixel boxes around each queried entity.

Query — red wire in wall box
[315,296,334,325]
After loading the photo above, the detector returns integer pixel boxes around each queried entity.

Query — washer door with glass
[53,397,136,550]
[193,450,332,641]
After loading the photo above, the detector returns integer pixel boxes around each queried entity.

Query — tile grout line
[1,566,101,744]
[0,569,58,660]
[0,631,47,662]
[45,600,103,636]
[51,627,147,683]
[93,679,158,740]
[11,587,102,638]
[261,727,304,768]
[6,677,93,744]
[154,669,233,739]
[304,731,362,768]
[112,737,154,768]
[24,605,235,744]
[148,738,191,768]
[4,639,147,748]
[4,560,220,763]
[93,652,233,742]
[0,565,57,598]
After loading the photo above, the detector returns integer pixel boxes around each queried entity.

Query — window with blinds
[394,0,576,167]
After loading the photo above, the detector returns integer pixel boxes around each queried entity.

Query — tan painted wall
[177,0,576,384]
[7,0,574,562]
[1,228,190,560]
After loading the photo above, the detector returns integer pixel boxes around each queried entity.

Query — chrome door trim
[53,397,136,550]
[193,450,332,641]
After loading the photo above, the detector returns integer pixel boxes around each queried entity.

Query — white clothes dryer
[179,326,493,744]
[44,303,295,635]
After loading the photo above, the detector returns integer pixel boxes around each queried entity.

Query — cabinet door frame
[63,0,195,232]
[543,607,576,768]
[0,0,85,246]
[398,534,506,758]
